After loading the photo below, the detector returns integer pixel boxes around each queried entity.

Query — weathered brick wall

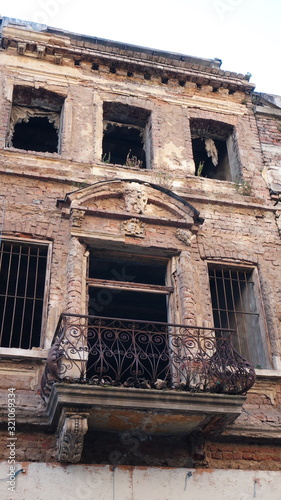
[255,110,281,192]
[0,19,281,472]
[205,441,281,470]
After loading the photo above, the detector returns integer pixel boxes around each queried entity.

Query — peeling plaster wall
[1,463,281,500]
[0,18,281,477]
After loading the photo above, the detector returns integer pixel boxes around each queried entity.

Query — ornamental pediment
[58,179,203,228]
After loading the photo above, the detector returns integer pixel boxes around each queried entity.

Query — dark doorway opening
[86,253,170,385]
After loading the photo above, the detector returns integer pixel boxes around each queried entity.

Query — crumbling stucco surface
[0,17,280,477]
[1,463,281,500]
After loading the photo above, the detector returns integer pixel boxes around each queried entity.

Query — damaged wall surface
[0,15,280,499]
[1,463,281,500]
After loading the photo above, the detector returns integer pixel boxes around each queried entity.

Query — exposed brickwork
[0,17,280,471]
[0,431,56,463]
[205,441,281,470]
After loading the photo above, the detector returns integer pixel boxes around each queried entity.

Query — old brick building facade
[0,16,280,499]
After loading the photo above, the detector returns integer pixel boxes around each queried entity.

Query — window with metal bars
[208,265,271,369]
[0,240,48,349]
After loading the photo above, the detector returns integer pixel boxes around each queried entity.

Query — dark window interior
[89,255,166,285]
[192,137,230,179]
[12,116,58,153]
[88,255,167,321]
[0,241,47,349]
[102,102,150,168]
[190,118,234,180]
[9,85,64,154]
[89,289,166,322]
[103,123,146,167]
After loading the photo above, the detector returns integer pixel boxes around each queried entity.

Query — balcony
[41,314,256,463]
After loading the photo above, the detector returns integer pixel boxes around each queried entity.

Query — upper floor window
[208,264,271,369]
[102,102,151,169]
[190,118,240,181]
[7,86,64,153]
[0,240,48,349]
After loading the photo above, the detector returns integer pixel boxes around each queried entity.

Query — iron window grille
[0,240,48,349]
[208,265,270,369]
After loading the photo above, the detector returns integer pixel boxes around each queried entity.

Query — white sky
[1,0,281,95]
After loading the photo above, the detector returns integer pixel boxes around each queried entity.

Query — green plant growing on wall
[71,181,89,190]
[196,161,205,177]
[102,152,111,163]
[235,179,252,196]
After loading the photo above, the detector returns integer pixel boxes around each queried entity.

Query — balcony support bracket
[56,408,89,463]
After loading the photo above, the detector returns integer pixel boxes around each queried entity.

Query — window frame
[190,118,241,182]
[0,237,51,350]
[207,261,272,369]
[6,85,65,155]
[86,249,172,322]
[102,101,152,170]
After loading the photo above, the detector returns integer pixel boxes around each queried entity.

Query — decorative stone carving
[176,229,196,246]
[37,44,45,59]
[57,409,89,463]
[71,209,85,227]
[123,183,148,214]
[17,42,26,55]
[54,53,63,65]
[122,218,146,238]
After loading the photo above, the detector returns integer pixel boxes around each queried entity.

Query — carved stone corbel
[176,228,196,246]
[37,44,45,59]
[54,53,63,65]
[71,208,85,227]
[17,42,26,55]
[56,409,89,463]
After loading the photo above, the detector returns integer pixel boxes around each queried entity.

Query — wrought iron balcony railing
[41,313,256,399]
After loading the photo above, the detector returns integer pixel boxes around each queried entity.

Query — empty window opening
[7,85,64,153]
[102,102,151,169]
[88,253,168,320]
[0,240,48,349]
[208,265,270,368]
[190,118,240,181]
[86,252,170,384]
[12,116,58,153]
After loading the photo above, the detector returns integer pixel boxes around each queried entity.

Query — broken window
[7,86,64,153]
[208,265,271,368]
[190,118,240,181]
[102,102,151,169]
[86,251,171,384]
[0,240,48,349]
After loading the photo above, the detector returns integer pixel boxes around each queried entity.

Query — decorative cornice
[0,17,255,93]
